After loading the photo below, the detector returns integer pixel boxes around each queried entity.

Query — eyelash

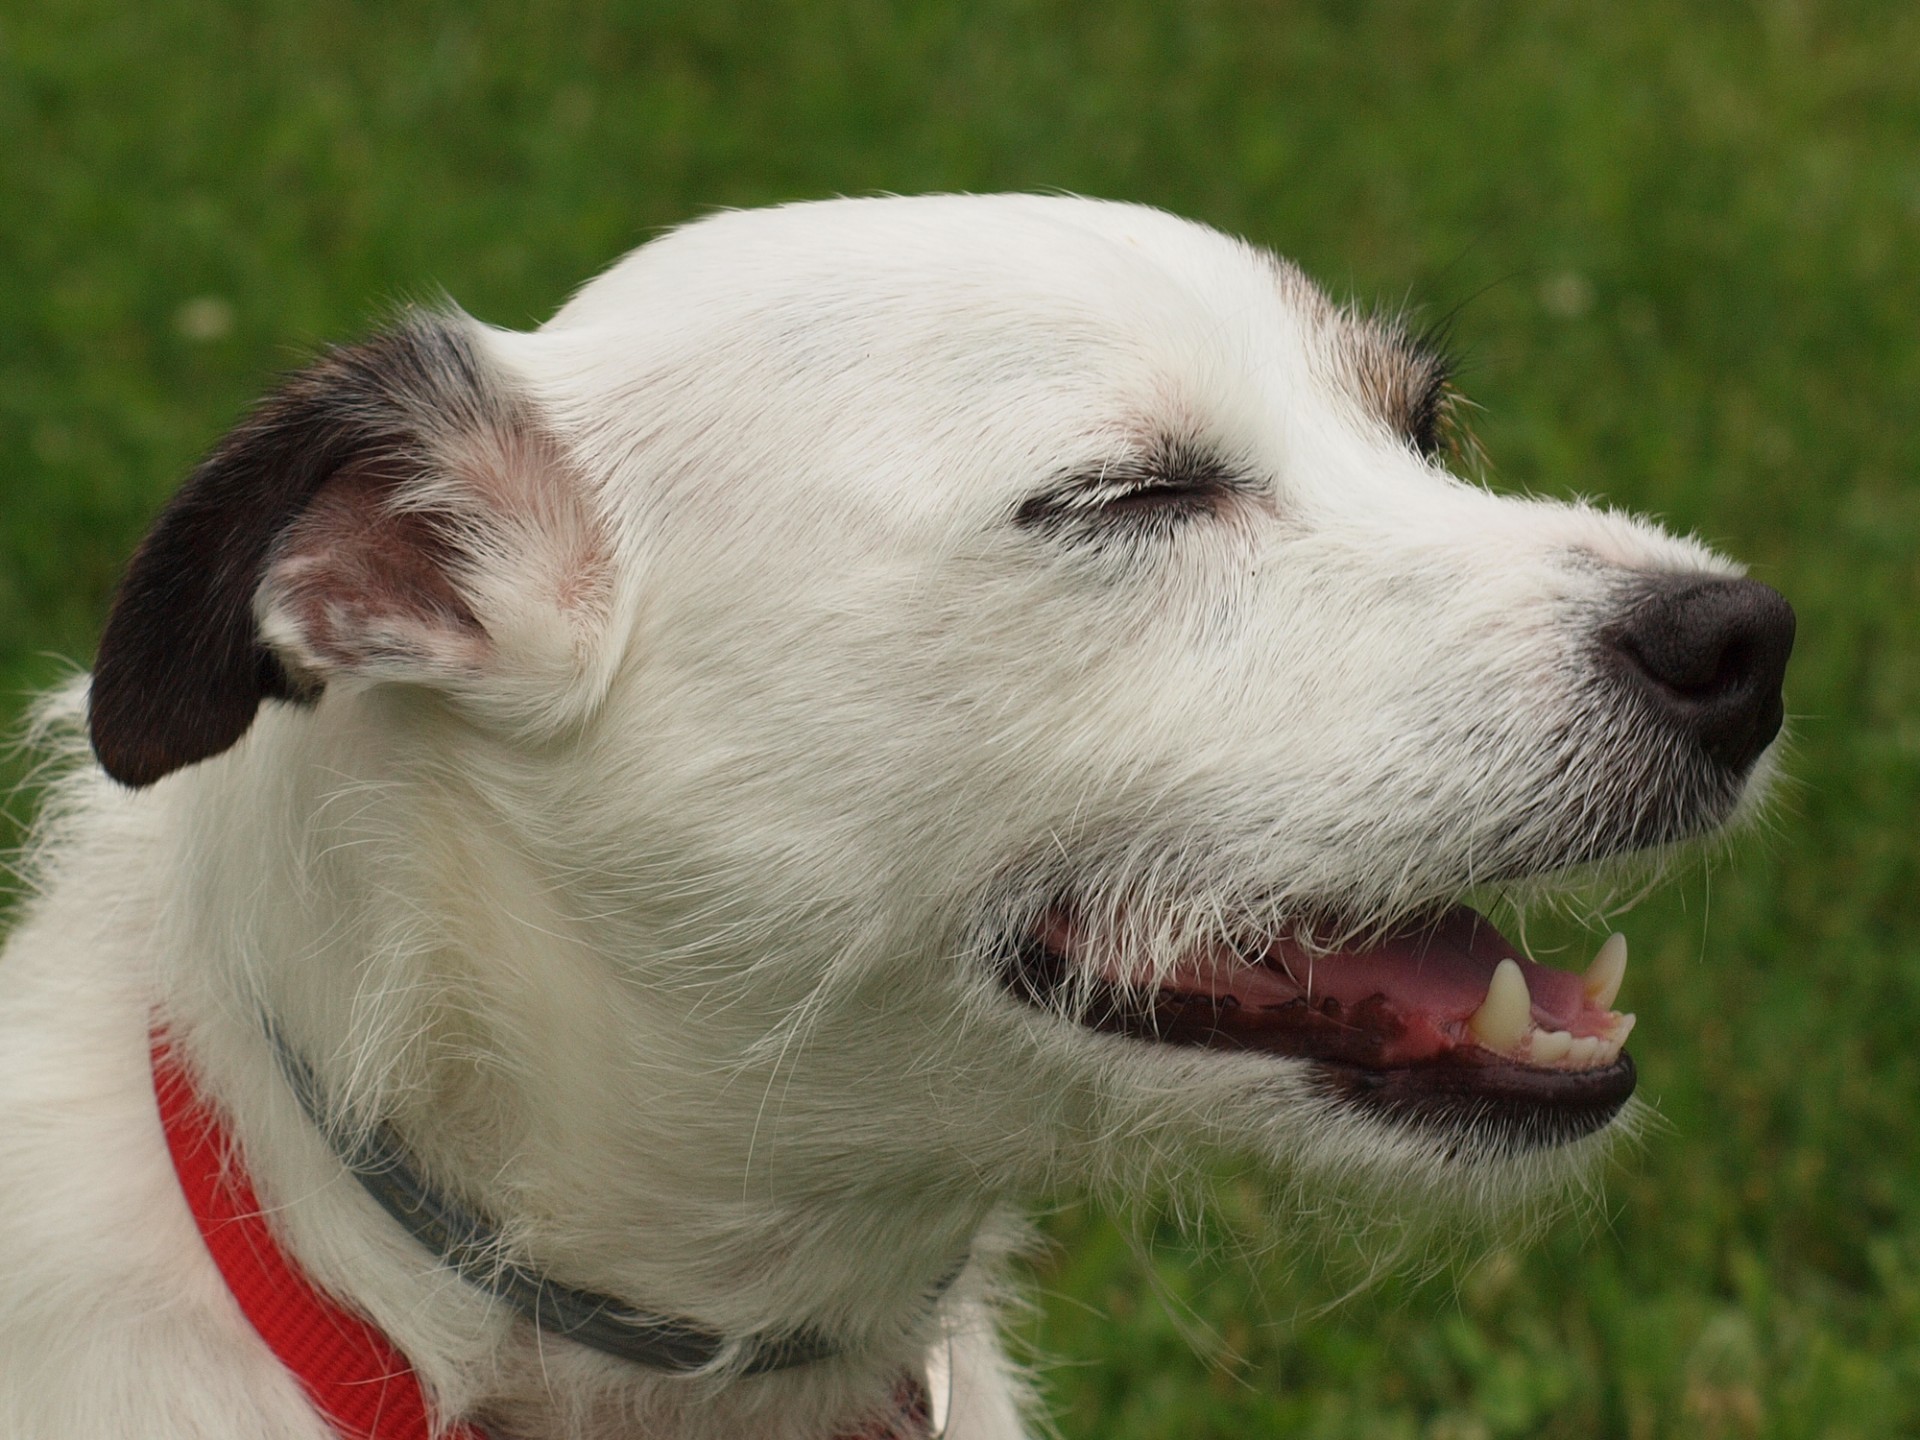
[1402,327,1458,459]
[1014,458,1253,542]
[1405,375,1451,458]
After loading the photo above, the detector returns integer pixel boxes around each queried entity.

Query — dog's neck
[261,1018,910,1377]
[148,709,1012,1439]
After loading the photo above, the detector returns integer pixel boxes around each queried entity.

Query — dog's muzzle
[1002,572,1795,1155]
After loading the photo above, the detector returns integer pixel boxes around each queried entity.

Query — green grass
[4,3,1919,1435]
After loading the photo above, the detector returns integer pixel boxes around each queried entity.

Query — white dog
[0,195,1792,1440]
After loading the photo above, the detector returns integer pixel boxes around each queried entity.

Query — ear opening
[254,454,493,691]
[88,309,612,788]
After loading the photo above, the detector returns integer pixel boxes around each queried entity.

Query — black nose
[1605,575,1796,774]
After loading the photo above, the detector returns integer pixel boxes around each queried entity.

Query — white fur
[0,196,1761,1438]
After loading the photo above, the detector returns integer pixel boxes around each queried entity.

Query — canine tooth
[1469,959,1532,1052]
[1531,1028,1573,1064]
[1585,932,1627,1009]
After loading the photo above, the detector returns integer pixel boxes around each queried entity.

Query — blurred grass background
[3,2,1917,1435]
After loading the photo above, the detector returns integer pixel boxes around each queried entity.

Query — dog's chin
[1005,903,1640,1157]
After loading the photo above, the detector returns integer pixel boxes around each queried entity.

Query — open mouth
[1007,903,1638,1150]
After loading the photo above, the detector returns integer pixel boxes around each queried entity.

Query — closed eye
[1013,442,1259,542]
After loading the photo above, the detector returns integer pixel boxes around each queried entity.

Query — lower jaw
[1097,1006,1639,1152]
[1031,975,1638,1153]
[1309,1052,1637,1152]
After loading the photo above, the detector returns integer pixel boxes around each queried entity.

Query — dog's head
[91,196,1791,1208]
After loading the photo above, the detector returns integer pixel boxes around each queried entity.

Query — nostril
[1606,575,1796,772]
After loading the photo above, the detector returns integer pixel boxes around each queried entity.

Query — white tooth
[1531,1028,1574,1064]
[1585,932,1628,1010]
[1469,959,1532,1052]
[1611,1013,1637,1047]
[1567,1036,1602,1068]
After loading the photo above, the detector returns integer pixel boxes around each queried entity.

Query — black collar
[265,1023,949,1374]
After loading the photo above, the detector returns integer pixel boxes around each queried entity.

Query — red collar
[150,1030,933,1440]
[153,1030,484,1439]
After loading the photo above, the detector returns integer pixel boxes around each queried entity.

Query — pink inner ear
[262,457,492,680]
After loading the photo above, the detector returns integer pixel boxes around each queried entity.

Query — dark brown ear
[89,310,597,788]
